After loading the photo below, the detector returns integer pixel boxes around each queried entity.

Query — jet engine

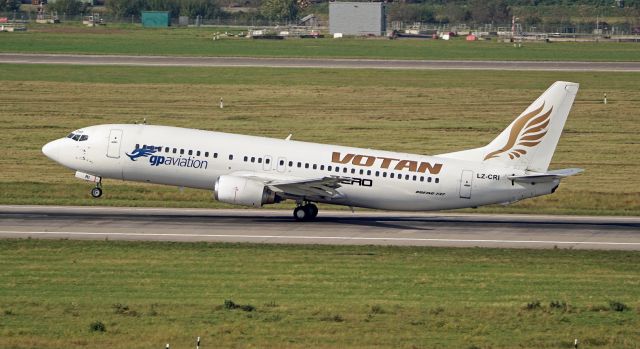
[213,175,279,207]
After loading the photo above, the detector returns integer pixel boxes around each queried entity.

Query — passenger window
[320,165,325,170]
[383,172,387,178]
[258,158,262,164]
[173,148,177,154]
[251,157,255,163]
[359,169,364,175]
[313,164,317,169]
[413,175,417,181]
[205,152,209,157]
[288,161,293,167]
[351,169,355,174]
[135,144,140,149]
[335,167,340,172]
[435,178,440,183]
[244,156,248,162]
[328,166,332,171]
[229,155,234,160]
[305,163,309,169]
[197,151,201,156]
[420,176,424,182]
[375,171,379,177]
[188,150,193,156]
[297,162,301,168]
[428,177,432,183]
[165,147,170,153]
[214,153,218,158]
[280,160,285,166]
[405,174,410,180]
[180,149,185,155]
[367,170,371,175]
[390,173,395,179]
[265,158,269,164]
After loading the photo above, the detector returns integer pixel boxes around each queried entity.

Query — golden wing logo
[484,103,553,161]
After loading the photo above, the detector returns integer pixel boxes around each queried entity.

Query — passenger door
[459,170,473,199]
[106,129,123,159]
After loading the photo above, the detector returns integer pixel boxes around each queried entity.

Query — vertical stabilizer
[438,81,579,172]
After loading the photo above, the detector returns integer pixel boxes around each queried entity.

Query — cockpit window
[67,133,89,141]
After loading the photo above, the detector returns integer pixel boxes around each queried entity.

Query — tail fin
[438,81,579,172]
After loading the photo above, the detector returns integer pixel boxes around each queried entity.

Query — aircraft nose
[42,139,63,162]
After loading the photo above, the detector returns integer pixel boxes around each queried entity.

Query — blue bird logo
[126,147,157,161]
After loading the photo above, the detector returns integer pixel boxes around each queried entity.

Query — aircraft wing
[507,168,583,183]
[228,172,344,200]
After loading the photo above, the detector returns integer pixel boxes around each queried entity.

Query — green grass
[0,64,639,215]
[0,239,638,348]
[2,24,640,61]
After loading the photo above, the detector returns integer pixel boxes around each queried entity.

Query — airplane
[42,81,583,221]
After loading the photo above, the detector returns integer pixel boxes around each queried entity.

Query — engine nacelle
[213,175,279,207]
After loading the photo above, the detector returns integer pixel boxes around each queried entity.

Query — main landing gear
[293,203,318,221]
[90,182,103,198]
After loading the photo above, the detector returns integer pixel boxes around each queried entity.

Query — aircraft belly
[336,181,452,211]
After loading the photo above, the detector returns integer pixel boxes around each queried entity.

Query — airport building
[329,2,386,36]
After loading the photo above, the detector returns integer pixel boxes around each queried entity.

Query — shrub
[223,300,255,312]
[320,314,344,322]
[370,305,385,314]
[525,300,541,310]
[549,300,568,311]
[609,300,629,312]
[89,321,106,332]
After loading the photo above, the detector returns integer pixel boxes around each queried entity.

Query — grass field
[0,64,638,215]
[2,24,640,61]
[0,239,639,349]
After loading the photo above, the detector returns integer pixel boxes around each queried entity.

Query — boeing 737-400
[42,81,583,220]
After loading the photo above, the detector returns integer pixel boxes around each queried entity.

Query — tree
[443,2,471,23]
[179,0,221,19]
[469,0,511,23]
[260,0,298,21]
[0,0,21,12]
[106,0,146,18]
[388,4,436,23]
[47,0,85,16]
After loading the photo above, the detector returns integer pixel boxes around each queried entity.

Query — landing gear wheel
[91,187,103,198]
[293,206,307,221]
[306,204,318,219]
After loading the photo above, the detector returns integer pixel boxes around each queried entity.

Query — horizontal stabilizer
[507,168,583,183]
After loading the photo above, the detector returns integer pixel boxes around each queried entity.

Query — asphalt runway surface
[2,53,640,71]
[1,205,639,250]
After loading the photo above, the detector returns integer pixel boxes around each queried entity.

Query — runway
[1,53,640,71]
[1,205,639,250]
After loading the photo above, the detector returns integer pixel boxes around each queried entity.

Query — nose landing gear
[90,183,103,198]
[293,203,318,221]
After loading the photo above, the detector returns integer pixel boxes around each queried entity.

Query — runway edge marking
[1,231,639,246]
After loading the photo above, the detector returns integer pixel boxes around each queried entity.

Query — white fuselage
[43,124,559,211]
